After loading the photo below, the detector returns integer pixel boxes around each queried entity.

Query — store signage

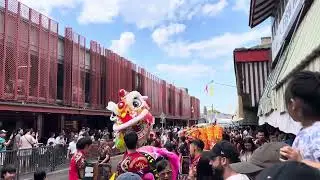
[272,0,305,61]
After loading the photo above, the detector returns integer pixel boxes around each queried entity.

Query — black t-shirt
[178,142,189,156]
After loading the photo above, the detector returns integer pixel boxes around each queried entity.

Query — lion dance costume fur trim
[107,89,155,152]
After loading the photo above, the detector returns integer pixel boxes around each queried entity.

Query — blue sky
[20,0,270,114]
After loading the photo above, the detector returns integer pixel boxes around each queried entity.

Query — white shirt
[68,141,77,154]
[47,137,56,146]
[20,134,37,149]
[226,174,250,180]
[55,136,65,145]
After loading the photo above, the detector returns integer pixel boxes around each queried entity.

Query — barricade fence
[0,145,68,177]
[0,141,121,178]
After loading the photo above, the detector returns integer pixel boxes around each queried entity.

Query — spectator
[178,136,189,157]
[222,133,231,142]
[256,161,320,180]
[230,142,286,179]
[34,170,47,180]
[69,137,93,180]
[67,134,78,159]
[47,133,56,146]
[197,151,222,180]
[254,128,268,147]
[13,128,23,150]
[188,139,204,179]
[239,137,255,162]
[280,71,320,169]
[0,130,13,152]
[55,133,66,147]
[0,165,16,180]
[151,131,161,148]
[20,129,37,149]
[209,140,249,180]
[98,136,112,164]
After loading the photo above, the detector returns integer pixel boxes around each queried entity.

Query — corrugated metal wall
[0,0,201,120]
[236,61,270,107]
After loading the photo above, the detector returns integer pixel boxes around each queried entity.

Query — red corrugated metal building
[0,0,200,137]
[233,37,271,125]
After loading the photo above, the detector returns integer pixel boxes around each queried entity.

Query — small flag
[209,84,214,96]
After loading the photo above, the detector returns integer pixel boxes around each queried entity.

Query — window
[85,71,90,103]
[57,63,64,100]
[29,52,39,97]
[271,0,289,37]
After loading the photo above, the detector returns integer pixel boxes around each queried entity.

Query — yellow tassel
[109,173,116,180]
[120,112,126,118]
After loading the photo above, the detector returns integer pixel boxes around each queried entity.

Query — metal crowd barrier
[0,145,68,177]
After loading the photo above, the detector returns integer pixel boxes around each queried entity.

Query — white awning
[259,111,301,135]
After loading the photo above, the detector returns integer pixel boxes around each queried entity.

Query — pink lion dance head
[107,89,155,152]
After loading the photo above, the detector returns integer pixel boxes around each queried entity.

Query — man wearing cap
[209,141,249,180]
[0,130,13,152]
[229,142,286,179]
[0,130,13,166]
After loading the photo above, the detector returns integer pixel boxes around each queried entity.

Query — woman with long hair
[239,137,256,162]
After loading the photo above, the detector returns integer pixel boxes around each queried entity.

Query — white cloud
[232,0,250,14]
[19,0,79,16]
[77,0,119,24]
[152,23,186,46]
[76,0,227,28]
[19,0,228,29]
[202,0,228,16]
[160,27,271,59]
[109,32,136,56]
[156,63,215,78]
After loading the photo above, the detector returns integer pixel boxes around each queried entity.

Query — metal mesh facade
[64,27,85,107]
[0,0,200,120]
[0,0,58,103]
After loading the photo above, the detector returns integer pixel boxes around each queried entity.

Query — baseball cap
[116,172,142,180]
[0,130,7,134]
[230,142,287,174]
[209,140,240,163]
[256,161,320,180]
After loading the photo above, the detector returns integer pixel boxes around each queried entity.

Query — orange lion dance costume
[186,124,223,150]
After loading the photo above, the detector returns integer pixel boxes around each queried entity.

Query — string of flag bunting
[205,80,236,97]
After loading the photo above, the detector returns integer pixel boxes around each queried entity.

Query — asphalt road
[21,154,123,180]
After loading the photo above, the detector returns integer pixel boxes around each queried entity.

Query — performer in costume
[69,137,93,180]
[117,131,153,179]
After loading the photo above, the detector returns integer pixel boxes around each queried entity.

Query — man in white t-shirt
[67,135,78,159]
[209,141,249,180]
[47,133,56,146]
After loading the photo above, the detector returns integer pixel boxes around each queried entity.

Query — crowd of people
[109,71,320,180]
[2,71,320,180]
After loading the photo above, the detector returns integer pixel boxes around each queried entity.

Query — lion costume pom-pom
[107,89,155,152]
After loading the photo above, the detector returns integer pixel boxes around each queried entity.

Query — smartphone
[279,154,288,161]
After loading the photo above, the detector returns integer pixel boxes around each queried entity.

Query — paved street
[21,154,123,180]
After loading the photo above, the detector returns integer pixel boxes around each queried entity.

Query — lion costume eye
[132,98,142,108]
